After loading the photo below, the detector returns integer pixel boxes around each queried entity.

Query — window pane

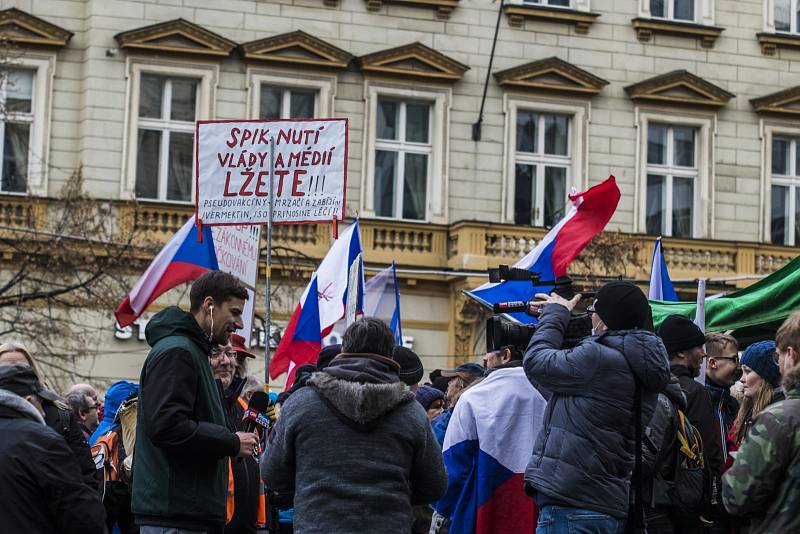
[2,122,29,192]
[135,129,161,199]
[771,185,789,245]
[650,0,665,17]
[170,78,198,122]
[544,115,569,156]
[516,111,538,153]
[795,188,800,246]
[260,87,282,120]
[544,167,567,227]
[139,75,164,119]
[672,176,694,238]
[403,153,428,220]
[167,132,193,202]
[648,124,667,165]
[514,164,535,225]
[673,127,696,167]
[773,138,789,175]
[377,99,398,140]
[548,0,570,5]
[5,70,33,114]
[289,90,315,119]
[405,103,430,144]
[674,0,694,21]
[646,174,666,235]
[374,150,397,217]
[775,0,791,31]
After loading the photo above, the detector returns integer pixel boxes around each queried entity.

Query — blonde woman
[0,341,42,378]
[729,340,784,450]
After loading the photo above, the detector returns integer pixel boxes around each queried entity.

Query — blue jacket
[523,305,670,518]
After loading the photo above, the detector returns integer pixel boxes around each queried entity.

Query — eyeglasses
[713,355,740,366]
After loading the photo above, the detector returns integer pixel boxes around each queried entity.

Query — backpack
[653,405,705,512]
[117,396,138,481]
[91,429,125,488]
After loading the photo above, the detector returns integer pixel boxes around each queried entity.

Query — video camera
[485,265,594,353]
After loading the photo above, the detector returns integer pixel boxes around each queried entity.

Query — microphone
[492,301,529,313]
[242,390,272,434]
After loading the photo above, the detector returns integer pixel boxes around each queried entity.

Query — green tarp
[650,254,800,337]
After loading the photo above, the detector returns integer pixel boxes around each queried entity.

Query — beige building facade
[1,0,799,386]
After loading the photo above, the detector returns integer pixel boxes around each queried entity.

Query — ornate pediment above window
[0,8,72,48]
[631,18,723,49]
[624,70,734,108]
[494,57,608,96]
[503,4,600,34]
[751,86,800,116]
[240,31,352,70]
[114,19,236,58]
[365,0,459,20]
[358,43,468,83]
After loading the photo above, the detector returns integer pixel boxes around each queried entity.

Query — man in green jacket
[133,271,259,534]
[722,311,800,534]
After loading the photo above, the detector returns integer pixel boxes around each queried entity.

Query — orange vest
[226,397,267,527]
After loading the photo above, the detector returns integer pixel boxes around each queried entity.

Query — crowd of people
[0,271,798,533]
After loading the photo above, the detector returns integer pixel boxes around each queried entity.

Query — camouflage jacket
[721,384,800,534]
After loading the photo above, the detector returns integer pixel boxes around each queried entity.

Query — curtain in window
[167,132,193,202]
[544,167,567,226]
[646,174,665,235]
[514,164,535,225]
[374,150,396,217]
[771,185,788,245]
[135,129,161,199]
[672,176,694,237]
[403,153,428,220]
[776,0,791,31]
[2,122,29,193]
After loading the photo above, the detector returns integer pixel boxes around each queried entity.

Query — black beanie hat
[317,344,341,369]
[658,315,705,354]
[594,281,651,330]
[393,346,424,386]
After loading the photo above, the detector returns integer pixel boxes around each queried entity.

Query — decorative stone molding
[452,287,488,358]
[240,31,352,70]
[0,8,72,48]
[624,70,734,108]
[115,19,237,58]
[358,43,469,83]
[503,4,600,34]
[494,57,609,96]
[751,86,800,116]
[757,32,800,56]
[631,17,724,48]
[365,0,459,20]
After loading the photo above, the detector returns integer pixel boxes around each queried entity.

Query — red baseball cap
[230,333,256,359]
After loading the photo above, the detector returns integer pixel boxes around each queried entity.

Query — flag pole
[264,136,275,389]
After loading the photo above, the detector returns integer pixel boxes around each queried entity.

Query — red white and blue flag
[434,367,547,534]
[115,218,218,328]
[269,220,364,385]
[467,176,621,323]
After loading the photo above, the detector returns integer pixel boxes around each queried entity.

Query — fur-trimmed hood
[0,388,45,424]
[308,357,414,430]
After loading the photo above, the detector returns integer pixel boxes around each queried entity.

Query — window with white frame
[524,0,572,7]
[259,86,316,120]
[0,69,34,193]
[774,0,800,33]
[770,136,800,245]
[514,111,571,227]
[373,98,431,221]
[649,0,696,21]
[135,74,197,202]
[645,123,698,238]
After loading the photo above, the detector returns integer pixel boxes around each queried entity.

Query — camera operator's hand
[532,292,582,313]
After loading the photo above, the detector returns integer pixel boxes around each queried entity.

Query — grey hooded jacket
[523,304,670,518]
[261,357,448,534]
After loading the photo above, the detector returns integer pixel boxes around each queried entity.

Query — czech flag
[434,367,547,534]
[269,220,363,385]
[648,237,678,301]
[115,218,217,328]
[467,176,621,323]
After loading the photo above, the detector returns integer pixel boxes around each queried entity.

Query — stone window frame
[633,0,722,48]
[758,0,800,54]
[361,82,450,224]
[501,95,589,225]
[246,68,336,121]
[634,108,716,239]
[0,54,55,197]
[504,0,599,34]
[759,120,800,244]
[120,58,218,202]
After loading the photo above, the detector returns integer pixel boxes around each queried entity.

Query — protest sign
[211,225,261,288]
[196,118,348,226]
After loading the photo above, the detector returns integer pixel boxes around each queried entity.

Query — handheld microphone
[492,301,528,313]
[242,390,271,434]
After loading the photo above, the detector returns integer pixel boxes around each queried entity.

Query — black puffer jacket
[642,376,687,505]
[43,401,101,492]
[523,304,670,518]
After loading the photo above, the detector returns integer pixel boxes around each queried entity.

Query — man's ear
[790,347,800,368]
[707,357,717,369]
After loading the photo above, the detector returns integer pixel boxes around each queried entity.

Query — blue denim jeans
[536,505,626,534]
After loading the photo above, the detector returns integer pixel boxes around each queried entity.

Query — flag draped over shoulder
[467,176,621,323]
[115,218,217,328]
[434,367,547,534]
[363,262,403,345]
[269,220,363,384]
[651,254,800,331]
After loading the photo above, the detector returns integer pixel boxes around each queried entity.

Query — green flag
[651,254,800,333]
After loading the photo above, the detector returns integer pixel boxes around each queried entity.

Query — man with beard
[657,315,724,533]
[133,271,259,534]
